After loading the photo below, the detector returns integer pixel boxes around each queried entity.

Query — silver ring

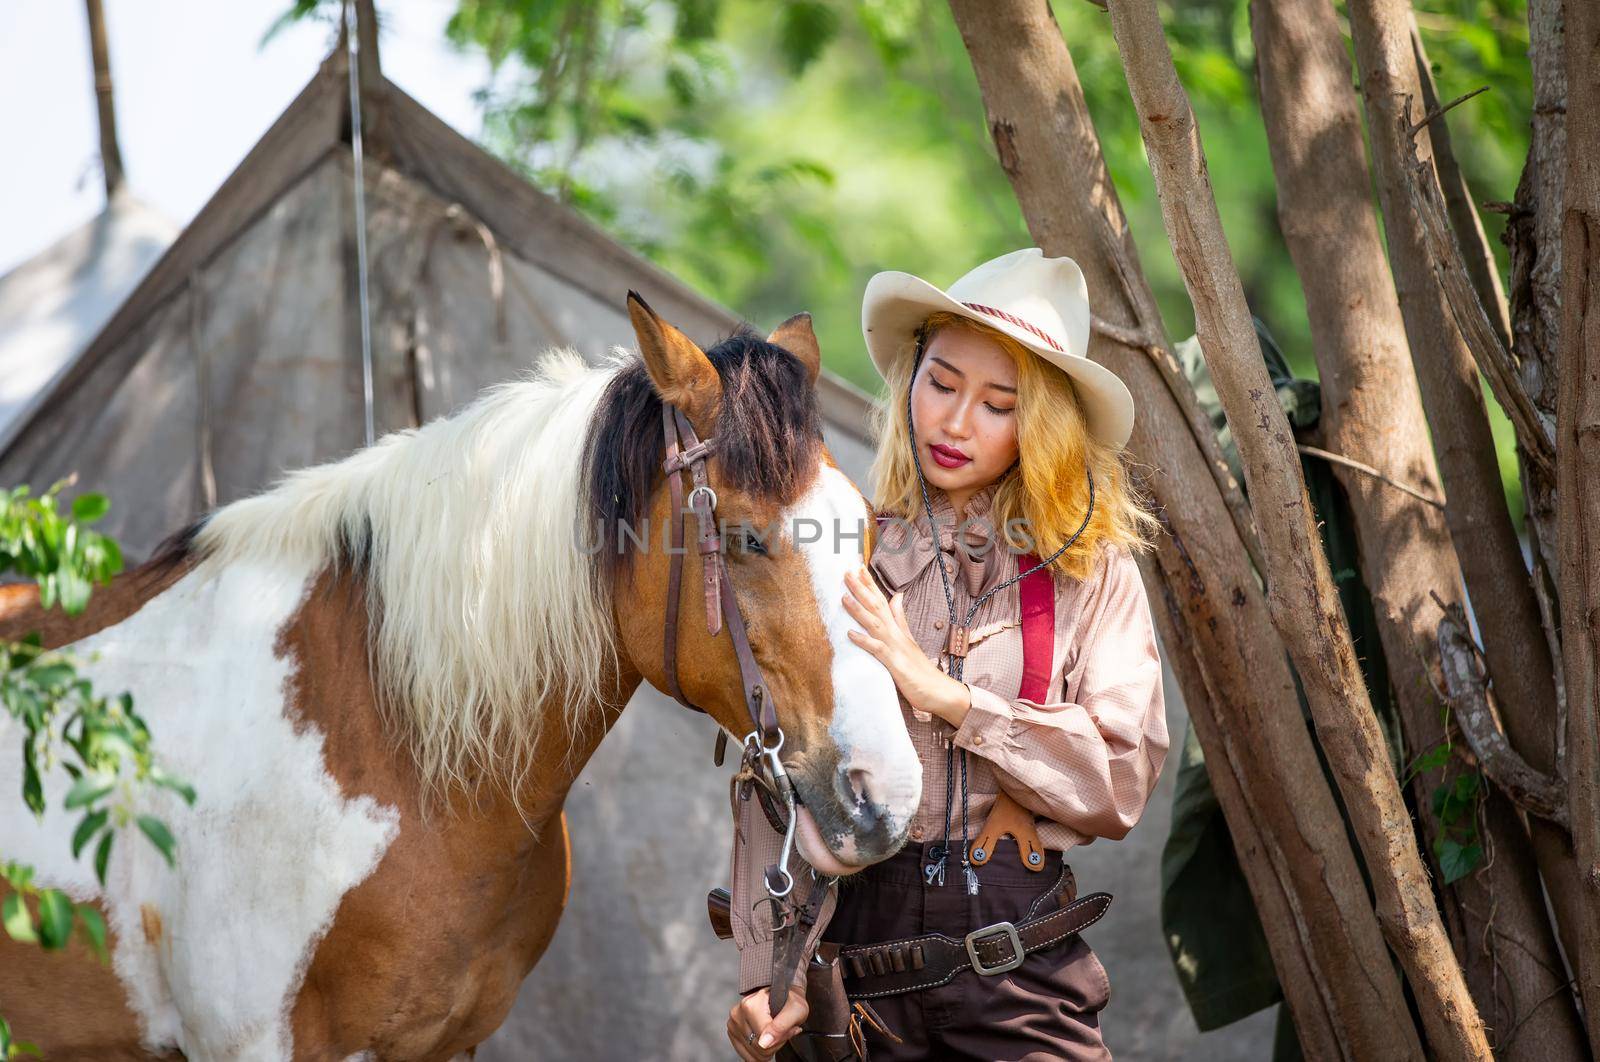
[746,1030,758,1045]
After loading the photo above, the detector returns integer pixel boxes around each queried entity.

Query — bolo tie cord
[903,345,1096,893]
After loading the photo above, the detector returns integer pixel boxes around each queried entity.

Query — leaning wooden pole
[947,2,1421,1057]
[1556,0,1600,1049]
[1248,0,1583,1051]
[1138,551,1343,1061]
[1100,0,1490,1056]
[83,0,123,199]
[1341,0,1574,973]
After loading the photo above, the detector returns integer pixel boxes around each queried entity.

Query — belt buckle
[963,920,1024,976]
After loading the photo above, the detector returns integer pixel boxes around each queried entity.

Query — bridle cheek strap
[659,402,779,740]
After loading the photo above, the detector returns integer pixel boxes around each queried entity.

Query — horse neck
[283,564,644,843]
[0,554,194,650]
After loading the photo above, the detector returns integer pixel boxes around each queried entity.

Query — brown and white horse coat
[0,316,918,1059]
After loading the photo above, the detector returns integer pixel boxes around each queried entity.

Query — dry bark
[1506,0,1568,633]
[1515,0,1568,428]
[1402,107,1554,479]
[1556,0,1600,1051]
[1249,0,1583,1052]
[1436,599,1569,829]
[1102,0,1489,1054]
[948,2,1421,1057]
[1138,549,1343,1061]
[1409,25,1513,355]
[1348,0,1587,984]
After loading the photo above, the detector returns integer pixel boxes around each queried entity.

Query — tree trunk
[1556,0,1600,1051]
[948,2,1421,1057]
[1507,0,1568,704]
[1409,23,1513,354]
[1138,551,1340,1061]
[83,0,123,199]
[1101,0,1489,1055]
[1343,0,1582,982]
[1249,0,1585,1052]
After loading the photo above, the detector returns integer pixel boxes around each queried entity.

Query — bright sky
[0,1,492,276]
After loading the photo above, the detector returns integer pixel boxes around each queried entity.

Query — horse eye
[738,529,768,556]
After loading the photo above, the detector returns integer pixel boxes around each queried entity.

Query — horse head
[588,292,920,873]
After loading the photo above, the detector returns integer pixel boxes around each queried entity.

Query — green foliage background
[289,0,1532,517]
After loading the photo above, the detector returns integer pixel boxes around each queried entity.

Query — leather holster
[777,942,901,1062]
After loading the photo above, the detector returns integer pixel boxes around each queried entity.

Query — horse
[0,294,921,1060]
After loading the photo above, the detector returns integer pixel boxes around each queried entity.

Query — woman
[727,248,1169,1061]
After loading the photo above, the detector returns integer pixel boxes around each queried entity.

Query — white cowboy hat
[862,247,1135,449]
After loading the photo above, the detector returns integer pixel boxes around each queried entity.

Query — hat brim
[862,270,1135,449]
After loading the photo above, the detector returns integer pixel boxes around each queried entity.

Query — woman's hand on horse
[843,565,969,723]
[728,986,807,1060]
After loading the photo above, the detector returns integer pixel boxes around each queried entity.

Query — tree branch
[1294,444,1446,509]
[1104,0,1487,1053]
[1399,102,1556,478]
[1433,591,1570,830]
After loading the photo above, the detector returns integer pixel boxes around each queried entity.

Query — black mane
[581,325,824,589]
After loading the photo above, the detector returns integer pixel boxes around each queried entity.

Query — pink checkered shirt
[726,480,1170,994]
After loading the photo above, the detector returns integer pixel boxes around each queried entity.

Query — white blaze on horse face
[784,463,921,854]
[0,559,399,1059]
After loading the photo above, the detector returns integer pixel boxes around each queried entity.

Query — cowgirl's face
[910,325,1019,495]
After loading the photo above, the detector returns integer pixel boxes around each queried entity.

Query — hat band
[960,301,1067,355]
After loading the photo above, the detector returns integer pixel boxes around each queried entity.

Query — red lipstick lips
[930,443,971,469]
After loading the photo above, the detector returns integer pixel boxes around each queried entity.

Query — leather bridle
[658,401,803,893]
[659,400,778,741]
[657,398,843,1016]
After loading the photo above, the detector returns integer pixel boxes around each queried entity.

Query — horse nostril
[847,767,871,806]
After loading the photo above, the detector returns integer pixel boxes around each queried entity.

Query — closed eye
[929,376,1013,416]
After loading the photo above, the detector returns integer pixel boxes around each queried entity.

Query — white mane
[195,346,629,806]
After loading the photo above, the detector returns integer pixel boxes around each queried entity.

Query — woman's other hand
[728,987,808,1060]
[843,565,971,724]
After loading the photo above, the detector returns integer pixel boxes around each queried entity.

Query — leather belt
[835,891,1113,1000]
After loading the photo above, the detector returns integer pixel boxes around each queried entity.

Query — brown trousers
[819,838,1113,1061]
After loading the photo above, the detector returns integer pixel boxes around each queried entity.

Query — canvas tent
[0,30,877,1061]
[0,191,176,452]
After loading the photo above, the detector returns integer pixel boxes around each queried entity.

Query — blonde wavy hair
[868,310,1161,582]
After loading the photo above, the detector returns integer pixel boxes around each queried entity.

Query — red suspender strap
[872,516,1055,691]
[1016,551,1056,702]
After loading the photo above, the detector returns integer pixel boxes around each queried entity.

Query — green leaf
[36,888,72,949]
[76,903,107,963]
[1440,840,1484,884]
[71,493,109,523]
[2,893,37,944]
[72,809,110,858]
[136,815,177,868]
[64,774,114,811]
[1403,743,1450,781]
[21,752,43,817]
[93,830,114,887]
[1,862,33,891]
[151,768,197,806]
[57,567,92,614]
[101,535,124,575]
[12,1040,43,1058]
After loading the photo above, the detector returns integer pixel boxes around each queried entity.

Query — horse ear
[627,290,721,434]
[768,311,821,387]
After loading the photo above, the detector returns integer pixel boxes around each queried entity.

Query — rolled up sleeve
[728,784,838,995]
[951,543,1169,841]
